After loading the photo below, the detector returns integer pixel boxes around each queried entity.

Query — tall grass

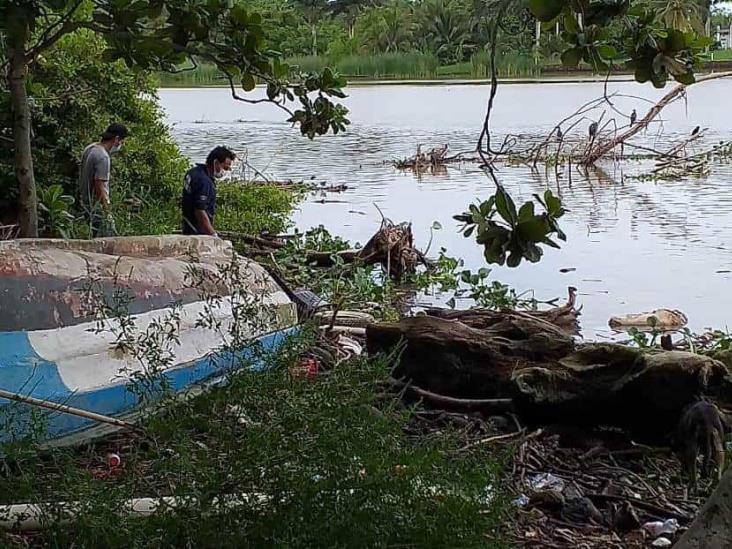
[155,51,546,86]
[289,52,439,79]
[156,64,226,87]
[470,51,540,78]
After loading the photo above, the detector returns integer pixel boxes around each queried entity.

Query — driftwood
[304,218,428,279]
[367,313,575,404]
[220,220,427,280]
[367,311,729,440]
[427,287,580,335]
[394,144,450,170]
[0,224,18,240]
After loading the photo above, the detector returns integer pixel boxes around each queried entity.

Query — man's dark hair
[206,146,236,170]
[101,123,129,141]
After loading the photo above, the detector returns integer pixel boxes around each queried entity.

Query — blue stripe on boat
[0,327,298,443]
[0,332,71,395]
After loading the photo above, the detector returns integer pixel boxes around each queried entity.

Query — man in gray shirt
[79,123,128,237]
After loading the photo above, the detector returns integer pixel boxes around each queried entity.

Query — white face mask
[111,143,122,154]
[213,162,226,179]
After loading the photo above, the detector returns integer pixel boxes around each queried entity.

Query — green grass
[155,64,226,87]
[154,49,732,87]
[470,51,541,78]
[154,51,549,85]
[436,62,473,77]
[289,52,440,79]
[0,334,510,547]
[709,48,732,60]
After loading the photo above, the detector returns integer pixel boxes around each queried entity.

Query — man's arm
[194,209,216,236]
[92,152,111,208]
[93,177,109,208]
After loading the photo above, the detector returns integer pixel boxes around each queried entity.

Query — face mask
[111,143,122,154]
[213,162,226,179]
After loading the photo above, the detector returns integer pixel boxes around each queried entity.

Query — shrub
[0,31,188,222]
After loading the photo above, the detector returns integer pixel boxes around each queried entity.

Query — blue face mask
[111,143,123,154]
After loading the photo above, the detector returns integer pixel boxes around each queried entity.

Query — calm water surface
[159,81,732,339]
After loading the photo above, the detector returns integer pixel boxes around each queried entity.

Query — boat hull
[0,236,299,446]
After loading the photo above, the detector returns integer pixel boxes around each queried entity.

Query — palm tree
[416,0,473,63]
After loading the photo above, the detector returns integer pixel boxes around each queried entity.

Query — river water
[159,80,732,339]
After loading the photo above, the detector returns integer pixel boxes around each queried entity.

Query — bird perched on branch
[588,122,598,139]
[630,109,637,125]
[692,126,700,136]
[556,126,563,139]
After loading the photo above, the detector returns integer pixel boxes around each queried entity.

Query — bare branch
[583,71,732,165]
[222,72,294,117]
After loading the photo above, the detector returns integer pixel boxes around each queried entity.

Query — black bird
[588,122,598,139]
[692,126,700,136]
[556,126,563,139]
[630,109,637,125]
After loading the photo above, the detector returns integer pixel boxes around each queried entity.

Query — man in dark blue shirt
[182,146,236,236]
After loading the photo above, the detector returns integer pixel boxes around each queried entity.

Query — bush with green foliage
[0,31,188,223]
[37,184,75,238]
[0,29,299,239]
[0,330,509,548]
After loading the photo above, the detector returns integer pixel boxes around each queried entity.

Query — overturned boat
[0,236,298,447]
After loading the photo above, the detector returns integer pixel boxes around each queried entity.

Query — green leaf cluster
[454,188,566,267]
[527,0,713,87]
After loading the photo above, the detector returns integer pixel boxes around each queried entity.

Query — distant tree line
[253,0,725,64]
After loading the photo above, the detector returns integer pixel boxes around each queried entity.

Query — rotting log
[513,347,727,440]
[366,314,575,401]
[366,314,729,440]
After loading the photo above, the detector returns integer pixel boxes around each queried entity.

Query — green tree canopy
[1,0,349,237]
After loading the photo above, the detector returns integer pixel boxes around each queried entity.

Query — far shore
[158,66,732,90]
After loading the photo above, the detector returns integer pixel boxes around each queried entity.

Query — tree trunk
[311,24,318,56]
[8,31,38,238]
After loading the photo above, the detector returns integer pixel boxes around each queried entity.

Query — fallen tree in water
[393,144,452,171]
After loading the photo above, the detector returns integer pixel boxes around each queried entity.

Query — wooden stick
[586,493,692,522]
[0,388,140,432]
[459,429,526,452]
[217,232,286,249]
[395,381,514,412]
[319,326,367,336]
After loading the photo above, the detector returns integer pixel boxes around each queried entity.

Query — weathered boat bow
[0,236,298,446]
